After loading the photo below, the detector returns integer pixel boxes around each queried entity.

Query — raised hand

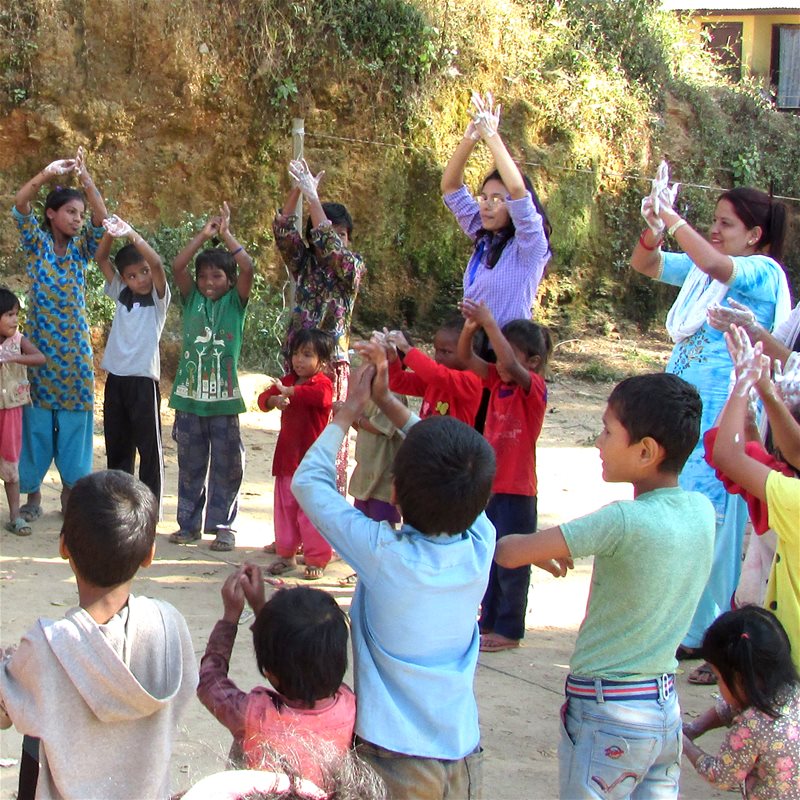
[219,201,231,236]
[774,352,800,408]
[74,146,91,188]
[201,215,222,240]
[470,90,501,139]
[459,297,493,328]
[102,214,133,238]
[640,195,664,236]
[44,158,76,178]
[288,158,324,201]
[649,160,679,217]
[385,330,412,354]
[725,325,765,396]
[239,562,267,615]
[220,568,246,623]
[342,363,376,416]
[707,299,757,334]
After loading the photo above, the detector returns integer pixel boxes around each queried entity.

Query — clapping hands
[288,158,324,202]
[470,91,501,139]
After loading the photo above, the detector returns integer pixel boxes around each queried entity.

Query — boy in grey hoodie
[0,470,198,799]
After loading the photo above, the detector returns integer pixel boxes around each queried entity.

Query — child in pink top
[197,564,356,787]
[458,299,552,652]
[258,329,333,580]
[0,289,45,536]
[386,318,482,425]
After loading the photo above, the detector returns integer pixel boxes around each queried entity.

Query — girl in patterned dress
[683,606,800,799]
[11,149,108,524]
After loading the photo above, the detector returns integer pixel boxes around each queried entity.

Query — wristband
[230,246,243,256]
[668,219,687,237]
[638,230,663,251]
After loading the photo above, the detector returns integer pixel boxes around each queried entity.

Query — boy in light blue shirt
[496,373,715,800]
[292,345,497,799]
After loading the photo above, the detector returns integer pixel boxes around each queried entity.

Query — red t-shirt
[483,365,547,496]
[703,427,795,535]
[388,348,482,425]
[258,372,333,476]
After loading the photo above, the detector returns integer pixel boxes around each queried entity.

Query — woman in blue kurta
[632,185,790,682]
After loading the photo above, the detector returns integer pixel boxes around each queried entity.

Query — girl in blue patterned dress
[632,182,790,683]
[11,150,108,524]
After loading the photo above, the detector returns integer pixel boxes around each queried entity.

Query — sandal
[479,634,521,653]
[268,559,295,576]
[338,573,358,587]
[209,529,235,552]
[263,542,277,554]
[304,566,324,581]
[688,662,718,685]
[6,517,32,537]
[169,529,201,544]
[676,645,703,661]
[18,503,42,523]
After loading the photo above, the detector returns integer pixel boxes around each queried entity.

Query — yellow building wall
[689,12,800,85]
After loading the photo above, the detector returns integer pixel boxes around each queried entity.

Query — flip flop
[268,559,295,576]
[479,634,520,653]
[169,529,201,544]
[338,573,359,587]
[209,529,235,552]
[6,517,32,536]
[18,504,42,522]
[263,542,277,554]
[688,662,718,685]
[303,566,324,581]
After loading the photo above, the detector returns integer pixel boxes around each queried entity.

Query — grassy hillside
[1,0,798,372]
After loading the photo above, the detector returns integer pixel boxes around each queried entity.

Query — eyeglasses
[476,195,506,209]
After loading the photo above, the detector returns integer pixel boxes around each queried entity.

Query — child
[682,606,800,798]
[257,329,334,579]
[457,298,551,652]
[0,470,198,799]
[273,158,366,494]
[292,348,496,799]
[197,563,355,788]
[495,372,716,798]
[168,202,253,552]
[95,214,170,507]
[712,325,800,667]
[0,289,45,536]
[12,148,108,520]
[385,319,482,426]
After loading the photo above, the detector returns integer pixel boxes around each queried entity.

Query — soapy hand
[102,214,133,238]
[649,160,679,216]
[726,325,765,397]
[640,195,664,236]
[44,158,76,178]
[470,91,501,139]
[288,158,324,201]
[707,299,757,334]
[774,352,800,409]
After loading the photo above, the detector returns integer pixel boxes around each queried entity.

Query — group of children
[0,130,799,799]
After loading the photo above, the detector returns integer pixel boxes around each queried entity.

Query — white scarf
[665,266,729,344]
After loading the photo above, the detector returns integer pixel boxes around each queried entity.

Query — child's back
[0,471,198,799]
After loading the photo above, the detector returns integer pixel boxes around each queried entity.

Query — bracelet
[638,230,663,251]
[230,246,243,256]
[668,219,687,237]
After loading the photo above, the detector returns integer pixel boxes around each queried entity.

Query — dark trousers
[480,493,538,640]
[17,735,39,800]
[172,411,244,533]
[103,373,164,505]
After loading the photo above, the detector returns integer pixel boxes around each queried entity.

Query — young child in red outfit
[386,318,482,425]
[458,298,552,652]
[258,329,333,580]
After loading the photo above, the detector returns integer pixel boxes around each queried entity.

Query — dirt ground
[0,333,729,799]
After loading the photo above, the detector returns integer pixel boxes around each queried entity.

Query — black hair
[195,247,236,285]
[477,169,552,268]
[305,202,353,245]
[702,606,799,718]
[0,288,20,317]
[718,187,787,262]
[501,319,552,367]
[61,470,157,588]
[289,328,334,366]
[42,187,84,233]
[437,315,466,337]
[114,243,146,276]
[393,416,496,534]
[607,373,702,474]
[251,586,348,707]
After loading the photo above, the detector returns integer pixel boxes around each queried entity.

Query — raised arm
[288,158,328,230]
[456,313,489,379]
[14,158,76,214]
[94,231,117,285]
[353,341,412,431]
[495,525,572,577]
[100,215,168,297]
[218,202,254,304]
[74,147,108,226]
[441,127,479,195]
[173,215,221,299]
[471,92,526,200]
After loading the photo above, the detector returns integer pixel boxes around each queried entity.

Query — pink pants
[273,475,332,567]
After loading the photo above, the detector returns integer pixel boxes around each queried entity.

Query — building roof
[662,1,800,9]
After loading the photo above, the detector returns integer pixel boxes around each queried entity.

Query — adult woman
[632,178,791,683]
[441,92,551,331]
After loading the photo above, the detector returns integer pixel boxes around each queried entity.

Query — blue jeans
[558,681,681,799]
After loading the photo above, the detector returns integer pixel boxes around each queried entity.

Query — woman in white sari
[631,182,790,683]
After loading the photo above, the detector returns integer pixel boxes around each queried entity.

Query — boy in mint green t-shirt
[496,373,715,800]
[168,203,253,553]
